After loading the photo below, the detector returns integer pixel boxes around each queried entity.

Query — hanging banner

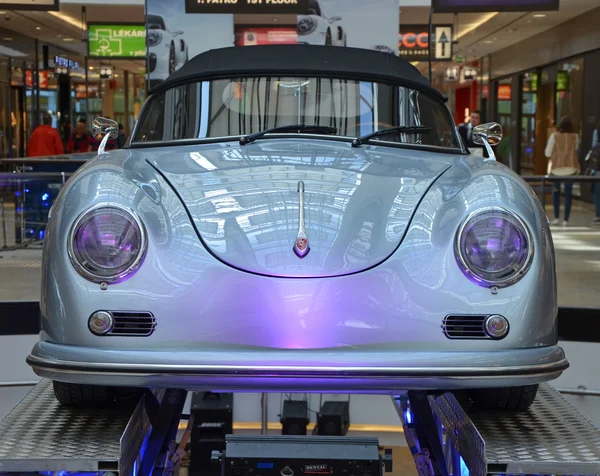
[0,0,58,11]
[185,0,309,14]
[146,0,234,87]
[297,0,398,54]
[432,0,558,13]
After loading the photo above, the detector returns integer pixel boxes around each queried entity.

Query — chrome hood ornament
[293,181,310,259]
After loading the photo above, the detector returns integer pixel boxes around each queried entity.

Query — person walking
[458,109,481,148]
[28,113,65,157]
[545,116,580,226]
[587,123,600,225]
[66,120,91,153]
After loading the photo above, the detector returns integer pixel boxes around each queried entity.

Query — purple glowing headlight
[69,205,147,283]
[455,208,533,287]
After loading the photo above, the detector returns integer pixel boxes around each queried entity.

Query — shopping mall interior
[0,0,599,475]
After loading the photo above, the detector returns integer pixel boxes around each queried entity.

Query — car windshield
[132,76,460,150]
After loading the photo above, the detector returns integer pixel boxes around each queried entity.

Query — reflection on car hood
[146,138,451,277]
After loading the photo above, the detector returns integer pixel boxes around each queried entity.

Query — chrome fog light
[484,314,509,339]
[89,311,114,335]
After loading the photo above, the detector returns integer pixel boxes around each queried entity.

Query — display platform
[0,380,599,475]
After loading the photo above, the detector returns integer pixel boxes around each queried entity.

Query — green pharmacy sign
[88,24,146,59]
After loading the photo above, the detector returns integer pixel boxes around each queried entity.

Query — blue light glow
[404,409,412,424]
[42,192,50,201]
[24,188,30,193]
[14,191,20,197]
[39,229,45,240]
[459,456,469,476]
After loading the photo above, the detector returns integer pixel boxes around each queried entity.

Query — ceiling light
[89,66,94,70]
[484,40,493,44]
[56,34,62,38]
[0,11,5,14]
[533,13,546,17]
[36,26,41,30]
[3,37,11,41]
[457,12,499,39]
[49,11,86,30]
[63,38,74,42]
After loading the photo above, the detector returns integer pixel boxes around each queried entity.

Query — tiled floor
[0,201,598,307]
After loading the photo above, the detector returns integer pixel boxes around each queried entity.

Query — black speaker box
[190,392,234,475]
[280,399,310,435]
[317,401,350,436]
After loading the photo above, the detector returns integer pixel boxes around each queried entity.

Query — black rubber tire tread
[53,380,113,406]
[469,384,539,411]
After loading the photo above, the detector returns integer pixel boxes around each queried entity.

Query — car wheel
[53,380,144,408]
[469,384,539,411]
[325,29,332,46]
[168,43,176,74]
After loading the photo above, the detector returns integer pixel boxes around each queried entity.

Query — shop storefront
[491,55,587,176]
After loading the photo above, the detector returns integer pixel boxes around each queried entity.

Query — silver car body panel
[30,137,564,391]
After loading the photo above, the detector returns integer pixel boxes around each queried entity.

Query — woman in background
[545,116,579,226]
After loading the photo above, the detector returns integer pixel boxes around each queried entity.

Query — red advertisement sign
[235,27,297,47]
[497,84,512,101]
[25,70,49,89]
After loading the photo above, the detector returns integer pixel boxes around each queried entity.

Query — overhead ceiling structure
[0,0,595,76]
[405,0,600,74]
[0,3,144,73]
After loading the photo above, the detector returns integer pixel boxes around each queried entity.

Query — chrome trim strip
[293,180,310,258]
[26,354,569,378]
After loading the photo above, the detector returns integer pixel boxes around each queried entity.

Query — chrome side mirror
[472,122,503,160]
[92,117,119,154]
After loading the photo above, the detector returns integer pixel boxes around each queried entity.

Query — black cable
[428,3,433,83]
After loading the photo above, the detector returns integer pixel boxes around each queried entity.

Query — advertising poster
[235,27,298,47]
[297,0,398,54]
[146,0,234,87]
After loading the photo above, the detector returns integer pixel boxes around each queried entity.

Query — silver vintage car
[27,45,568,410]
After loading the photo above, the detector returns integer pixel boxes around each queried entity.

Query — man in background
[458,109,482,148]
[28,113,64,157]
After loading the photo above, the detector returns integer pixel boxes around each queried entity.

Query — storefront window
[520,72,538,174]
[555,58,584,134]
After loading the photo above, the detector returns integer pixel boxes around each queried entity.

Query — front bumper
[27,342,568,393]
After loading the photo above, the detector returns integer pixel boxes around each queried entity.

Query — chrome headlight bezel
[298,16,318,35]
[67,203,147,284]
[454,207,534,288]
[147,30,162,47]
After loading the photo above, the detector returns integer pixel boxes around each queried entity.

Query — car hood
[146,139,451,277]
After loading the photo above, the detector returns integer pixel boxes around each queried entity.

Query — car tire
[469,384,539,411]
[53,381,144,408]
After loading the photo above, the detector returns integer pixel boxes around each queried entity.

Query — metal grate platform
[0,379,151,474]
[430,383,600,475]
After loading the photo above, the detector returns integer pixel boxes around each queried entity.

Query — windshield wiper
[352,126,432,147]
[240,125,337,145]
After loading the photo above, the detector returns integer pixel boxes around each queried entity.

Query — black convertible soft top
[151,45,445,101]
